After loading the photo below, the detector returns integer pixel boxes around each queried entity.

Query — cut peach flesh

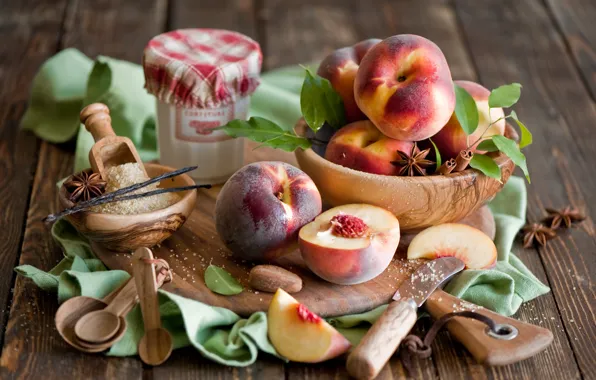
[267,289,351,362]
[407,223,497,269]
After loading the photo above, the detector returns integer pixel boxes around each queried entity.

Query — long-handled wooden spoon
[133,247,173,366]
[79,103,147,180]
[74,276,138,344]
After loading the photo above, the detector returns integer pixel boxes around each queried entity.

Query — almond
[249,265,302,294]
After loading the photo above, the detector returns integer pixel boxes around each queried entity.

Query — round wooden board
[94,189,495,318]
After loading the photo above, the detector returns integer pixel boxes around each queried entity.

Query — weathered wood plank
[454,0,596,378]
[0,0,67,346]
[544,0,596,101]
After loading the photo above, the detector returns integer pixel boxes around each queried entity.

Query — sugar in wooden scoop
[93,163,180,215]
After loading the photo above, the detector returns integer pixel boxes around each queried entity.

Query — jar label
[174,98,249,143]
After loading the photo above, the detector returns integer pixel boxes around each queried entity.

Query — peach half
[299,204,400,285]
[325,120,414,176]
[267,289,351,362]
[407,223,497,269]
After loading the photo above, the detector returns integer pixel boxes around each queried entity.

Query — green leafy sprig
[454,83,532,182]
[217,68,345,152]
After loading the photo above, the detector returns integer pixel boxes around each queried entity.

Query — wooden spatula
[79,103,147,180]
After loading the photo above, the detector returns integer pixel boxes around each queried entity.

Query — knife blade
[347,257,465,380]
[393,256,465,306]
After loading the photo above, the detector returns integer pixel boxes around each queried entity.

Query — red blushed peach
[407,223,497,269]
[354,34,455,141]
[317,39,381,123]
[433,80,506,159]
[299,204,400,285]
[215,162,322,261]
[324,120,414,175]
[268,289,351,362]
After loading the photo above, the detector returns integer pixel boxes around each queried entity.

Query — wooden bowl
[294,119,516,231]
[59,163,197,252]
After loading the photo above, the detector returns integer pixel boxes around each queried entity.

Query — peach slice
[299,204,400,285]
[267,289,351,362]
[407,223,497,269]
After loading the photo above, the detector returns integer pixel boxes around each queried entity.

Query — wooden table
[1,0,594,378]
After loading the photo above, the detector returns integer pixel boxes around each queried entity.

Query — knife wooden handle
[426,290,553,365]
[346,299,417,379]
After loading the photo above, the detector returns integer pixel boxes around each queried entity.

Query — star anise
[522,223,557,248]
[542,206,585,229]
[391,143,435,176]
[64,170,106,203]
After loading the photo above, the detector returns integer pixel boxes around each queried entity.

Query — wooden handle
[346,299,417,379]
[132,248,162,331]
[426,290,554,365]
[103,277,138,317]
[80,103,115,141]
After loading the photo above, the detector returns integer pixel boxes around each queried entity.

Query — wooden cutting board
[94,185,495,317]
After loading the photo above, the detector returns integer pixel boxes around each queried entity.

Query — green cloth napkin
[16,49,549,364]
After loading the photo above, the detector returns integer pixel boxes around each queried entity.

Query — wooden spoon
[55,280,133,353]
[74,276,137,343]
[79,103,147,180]
[133,247,173,366]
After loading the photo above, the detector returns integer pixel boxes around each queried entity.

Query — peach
[215,162,322,261]
[317,39,381,123]
[299,204,400,285]
[268,288,351,362]
[324,120,414,175]
[354,34,455,141]
[407,223,497,269]
[433,80,506,160]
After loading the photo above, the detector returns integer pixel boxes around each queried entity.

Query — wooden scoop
[74,276,137,344]
[133,247,173,366]
[79,103,147,180]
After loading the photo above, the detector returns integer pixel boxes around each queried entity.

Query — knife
[346,257,465,380]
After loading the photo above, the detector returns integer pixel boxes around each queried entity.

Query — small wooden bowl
[59,163,197,252]
[294,119,516,231]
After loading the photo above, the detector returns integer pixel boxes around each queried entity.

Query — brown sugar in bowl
[59,163,197,252]
[294,119,516,232]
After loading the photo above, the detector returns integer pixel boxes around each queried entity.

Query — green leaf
[510,110,532,149]
[489,83,521,108]
[476,139,499,152]
[204,265,243,295]
[470,154,501,180]
[454,84,479,135]
[429,138,442,171]
[300,69,346,131]
[492,135,531,183]
[216,117,311,152]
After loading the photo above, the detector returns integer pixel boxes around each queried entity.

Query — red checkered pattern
[143,29,262,109]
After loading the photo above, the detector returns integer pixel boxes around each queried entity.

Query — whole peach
[317,39,381,123]
[325,120,414,175]
[354,34,455,141]
[432,80,506,160]
[215,162,322,261]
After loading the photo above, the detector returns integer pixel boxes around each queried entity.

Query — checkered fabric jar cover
[143,29,262,109]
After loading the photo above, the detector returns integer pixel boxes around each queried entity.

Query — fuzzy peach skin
[215,162,322,261]
[299,204,400,285]
[317,39,381,123]
[325,120,414,175]
[407,223,497,269]
[432,80,506,159]
[354,34,455,141]
[268,289,351,362]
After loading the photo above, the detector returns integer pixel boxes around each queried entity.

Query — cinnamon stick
[437,158,456,175]
[453,150,473,172]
